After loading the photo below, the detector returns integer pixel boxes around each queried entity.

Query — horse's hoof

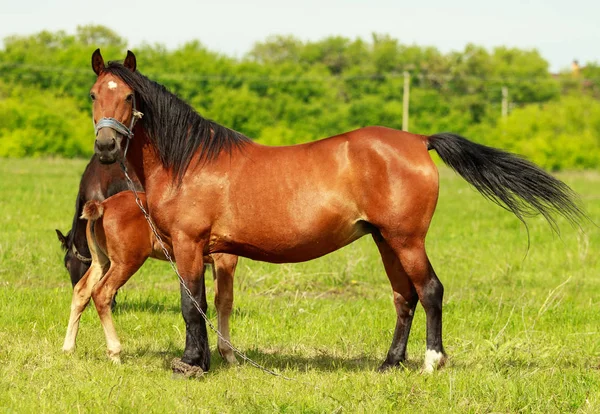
[218,348,239,365]
[62,345,76,354]
[422,350,447,373]
[226,357,239,366]
[377,363,392,372]
[108,353,121,364]
[171,358,205,379]
[377,359,404,372]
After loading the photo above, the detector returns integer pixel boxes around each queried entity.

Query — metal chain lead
[119,162,345,405]
[118,160,294,380]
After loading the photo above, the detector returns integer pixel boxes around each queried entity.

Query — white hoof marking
[423,349,444,373]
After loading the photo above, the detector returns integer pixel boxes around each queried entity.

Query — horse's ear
[55,229,67,248]
[124,50,136,72]
[92,48,105,76]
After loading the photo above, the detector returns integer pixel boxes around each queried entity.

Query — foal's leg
[373,234,419,371]
[91,260,145,363]
[63,262,106,353]
[384,235,446,372]
[211,253,238,364]
[173,241,210,372]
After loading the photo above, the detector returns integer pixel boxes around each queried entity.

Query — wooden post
[402,71,410,131]
[501,86,508,118]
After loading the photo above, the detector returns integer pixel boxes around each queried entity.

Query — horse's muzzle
[95,130,122,164]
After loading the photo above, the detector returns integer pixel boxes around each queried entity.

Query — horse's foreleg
[212,253,238,365]
[373,234,419,371]
[63,263,105,353]
[173,240,210,373]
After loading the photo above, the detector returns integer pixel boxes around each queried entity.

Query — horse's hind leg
[373,234,419,371]
[211,253,238,364]
[91,261,144,363]
[378,234,446,372]
[63,262,106,353]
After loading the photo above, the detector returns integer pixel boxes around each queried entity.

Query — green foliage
[208,85,274,138]
[0,26,123,106]
[0,26,597,169]
[471,95,600,170]
[0,84,93,158]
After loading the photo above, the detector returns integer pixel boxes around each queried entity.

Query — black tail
[427,132,586,232]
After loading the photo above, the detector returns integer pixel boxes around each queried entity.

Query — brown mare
[85,49,584,374]
[57,154,238,364]
[62,190,239,365]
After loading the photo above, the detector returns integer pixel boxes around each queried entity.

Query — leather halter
[71,244,92,263]
[93,93,143,156]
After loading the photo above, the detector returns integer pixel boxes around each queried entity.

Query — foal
[62,190,239,364]
[56,154,144,289]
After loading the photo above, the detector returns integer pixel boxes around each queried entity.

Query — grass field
[0,157,599,413]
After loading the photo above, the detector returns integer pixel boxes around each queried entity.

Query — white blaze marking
[423,349,444,373]
[107,81,118,90]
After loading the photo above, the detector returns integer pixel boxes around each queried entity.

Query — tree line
[1,25,599,170]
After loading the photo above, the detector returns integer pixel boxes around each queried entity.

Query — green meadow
[0,158,599,413]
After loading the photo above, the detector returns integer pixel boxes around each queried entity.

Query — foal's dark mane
[103,62,251,180]
[62,179,87,252]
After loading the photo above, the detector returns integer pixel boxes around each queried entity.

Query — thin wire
[118,159,350,406]
[118,159,295,381]
[2,61,599,83]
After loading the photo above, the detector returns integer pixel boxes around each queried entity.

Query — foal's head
[90,49,139,164]
[55,229,90,287]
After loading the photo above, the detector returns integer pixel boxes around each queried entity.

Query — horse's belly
[209,220,371,263]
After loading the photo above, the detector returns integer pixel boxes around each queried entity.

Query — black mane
[63,183,87,253]
[103,62,251,180]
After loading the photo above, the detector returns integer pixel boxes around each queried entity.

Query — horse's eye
[90,93,96,101]
[126,94,133,103]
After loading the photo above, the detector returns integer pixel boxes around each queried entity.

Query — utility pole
[501,86,508,118]
[402,71,410,131]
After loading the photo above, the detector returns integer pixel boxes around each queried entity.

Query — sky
[1,0,599,72]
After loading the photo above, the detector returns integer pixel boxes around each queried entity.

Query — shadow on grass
[112,297,181,315]
[110,297,259,318]
[231,348,390,372]
[127,344,423,373]
[115,343,600,377]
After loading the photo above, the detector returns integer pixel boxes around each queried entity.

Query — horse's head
[55,229,91,287]
[90,49,141,164]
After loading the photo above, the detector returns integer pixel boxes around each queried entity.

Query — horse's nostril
[95,138,117,152]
